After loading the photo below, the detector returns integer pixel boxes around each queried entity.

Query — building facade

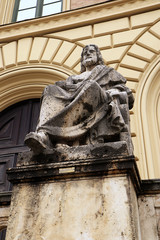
[0,0,160,239]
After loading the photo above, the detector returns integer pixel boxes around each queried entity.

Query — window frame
[12,0,63,22]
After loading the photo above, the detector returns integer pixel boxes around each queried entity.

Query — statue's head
[81,44,104,73]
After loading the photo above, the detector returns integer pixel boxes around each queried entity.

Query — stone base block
[6,175,140,240]
[6,155,141,240]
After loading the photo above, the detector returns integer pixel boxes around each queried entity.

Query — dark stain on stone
[83,102,93,113]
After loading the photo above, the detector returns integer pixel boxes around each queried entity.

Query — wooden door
[0,99,40,192]
[0,229,6,240]
[0,99,40,240]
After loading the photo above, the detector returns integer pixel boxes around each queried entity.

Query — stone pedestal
[6,147,141,240]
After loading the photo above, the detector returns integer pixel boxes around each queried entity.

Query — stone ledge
[16,141,129,166]
[0,192,12,206]
[6,144,160,196]
[141,179,160,195]
[7,154,142,194]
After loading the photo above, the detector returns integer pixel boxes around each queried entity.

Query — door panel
[0,155,16,192]
[0,108,22,148]
[0,99,40,240]
[0,229,6,240]
[0,99,40,191]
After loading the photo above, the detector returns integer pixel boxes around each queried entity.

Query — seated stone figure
[25,44,134,155]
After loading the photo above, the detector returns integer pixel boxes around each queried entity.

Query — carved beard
[83,56,98,68]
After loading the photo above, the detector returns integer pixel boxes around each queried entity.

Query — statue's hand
[107,89,120,96]
[65,83,78,90]
[55,81,66,88]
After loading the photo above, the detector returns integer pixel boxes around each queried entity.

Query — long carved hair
[80,44,104,73]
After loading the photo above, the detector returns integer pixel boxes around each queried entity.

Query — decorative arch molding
[0,65,70,111]
[136,57,160,179]
[0,18,159,80]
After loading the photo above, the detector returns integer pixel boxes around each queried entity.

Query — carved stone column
[6,145,141,240]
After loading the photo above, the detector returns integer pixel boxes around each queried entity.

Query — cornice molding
[6,152,160,195]
[7,154,142,194]
[0,0,159,43]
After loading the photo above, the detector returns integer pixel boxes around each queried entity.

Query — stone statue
[25,44,134,155]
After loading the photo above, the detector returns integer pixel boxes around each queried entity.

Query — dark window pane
[17,8,36,21]
[42,2,62,16]
[19,0,37,10]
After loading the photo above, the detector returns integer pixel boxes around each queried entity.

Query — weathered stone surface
[6,152,160,240]
[8,155,139,185]
[0,206,10,231]
[6,175,140,240]
[138,195,160,240]
[24,44,134,156]
[0,192,11,205]
[17,141,128,166]
[138,181,160,240]
[5,156,160,240]
[8,156,140,190]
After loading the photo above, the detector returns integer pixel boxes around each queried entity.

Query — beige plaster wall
[0,0,15,25]
[0,0,159,179]
[71,0,106,9]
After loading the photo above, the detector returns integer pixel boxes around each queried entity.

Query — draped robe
[36,65,133,143]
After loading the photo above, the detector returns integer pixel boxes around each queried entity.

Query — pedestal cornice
[7,152,141,194]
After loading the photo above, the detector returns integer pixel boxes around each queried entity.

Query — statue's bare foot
[24,131,52,155]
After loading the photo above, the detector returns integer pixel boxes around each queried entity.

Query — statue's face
[82,45,98,68]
